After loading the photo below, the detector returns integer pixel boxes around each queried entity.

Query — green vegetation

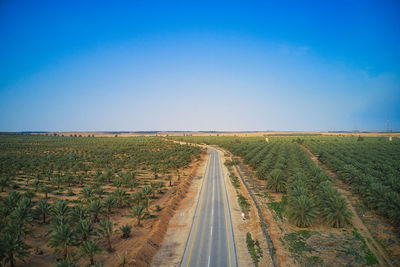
[304,136,400,226]
[119,224,132,238]
[267,196,287,220]
[237,194,250,214]
[229,173,240,189]
[0,135,202,265]
[171,135,352,228]
[246,232,263,266]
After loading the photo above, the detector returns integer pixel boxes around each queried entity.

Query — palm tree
[48,223,76,259]
[119,224,132,238]
[287,195,318,227]
[40,185,51,199]
[96,219,114,251]
[320,195,352,228]
[142,186,152,212]
[112,189,128,208]
[51,200,69,218]
[55,258,77,267]
[3,192,22,212]
[131,203,145,226]
[80,187,94,204]
[10,197,33,226]
[94,186,105,199]
[88,199,103,223]
[317,182,352,227]
[0,233,30,267]
[132,191,143,206]
[167,175,172,187]
[53,175,63,190]
[75,219,95,243]
[0,176,10,192]
[36,199,51,223]
[117,252,128,267]
[80,239,101,265]
[65,173,74,187]
[70,205,89,222]
[103,195,115,215]
[266,169,287,193]
[150,182,158,198]
[158,181,164,193]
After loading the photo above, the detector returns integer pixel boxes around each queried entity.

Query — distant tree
[36,199,51,223]
[48,223,76,259]
[131,203,145,226]
[70,205,89,222]
[40,185,51,199]
[142,186,152,211]
[103,195,115,215]
[112,189,128,208]
[150,182,159,198]
[75,219,95,244]
[80,239,101,266]
[51,200,69,218]
[88,199,103,223]
[167,175,172,187]
[10,197,33,226]
[96,219,114,251]
[0,177,10,192]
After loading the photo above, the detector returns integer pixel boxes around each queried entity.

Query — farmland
[0,135,202,266]
[171,135,400,266]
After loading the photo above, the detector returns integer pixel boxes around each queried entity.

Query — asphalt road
[181,148,237,267]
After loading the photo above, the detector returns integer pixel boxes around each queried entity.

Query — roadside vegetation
[246,232,263,266]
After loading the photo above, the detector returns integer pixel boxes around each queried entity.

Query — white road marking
[208,255,210,267]
[210,226,213,236]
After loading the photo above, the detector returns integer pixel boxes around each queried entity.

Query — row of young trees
[0,135,201,184]
[171,136,352,228]
[305,137,400,226]
[0,180,162,266]
[224,141,352,228]
[0,135,202,266]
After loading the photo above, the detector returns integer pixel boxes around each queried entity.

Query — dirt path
[301,145,391,266]
[151,150,209,267]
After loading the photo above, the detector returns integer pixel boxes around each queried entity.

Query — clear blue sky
[1,0,399,131]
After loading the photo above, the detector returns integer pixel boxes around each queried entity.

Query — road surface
[181,148,237,267]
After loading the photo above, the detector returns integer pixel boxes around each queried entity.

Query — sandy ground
[151,150,210,266]
[302,145,391,266]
